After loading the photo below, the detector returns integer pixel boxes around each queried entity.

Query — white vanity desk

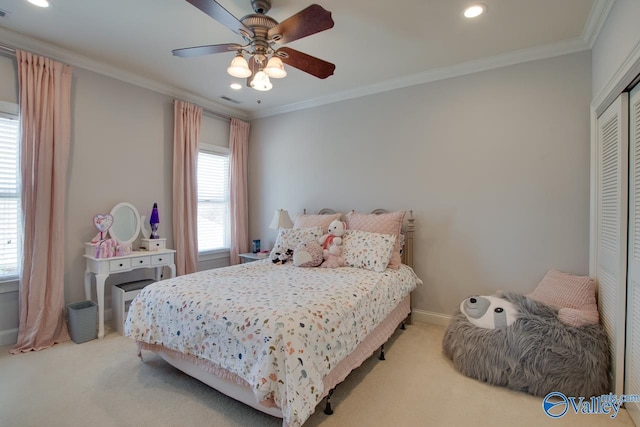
[84,249,176,339]
[83,201,176,339]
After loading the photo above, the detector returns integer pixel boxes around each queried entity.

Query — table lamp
[269,209,293,230]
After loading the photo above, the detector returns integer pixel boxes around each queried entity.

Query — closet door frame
[626,83,640,423]
[593,93,629,397]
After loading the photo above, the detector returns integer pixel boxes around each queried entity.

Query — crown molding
[582,0,616,49]
[592,38,640,116]
[1,0,604,123]
[0,27,250,121]
[250,37,590,119]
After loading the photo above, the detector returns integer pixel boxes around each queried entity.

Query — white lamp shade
[269,209,293,229]
[227,55,252,78]
[250,70,273,91]
[264,57,287,78]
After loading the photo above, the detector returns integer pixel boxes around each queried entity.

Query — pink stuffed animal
[320,246,345,268]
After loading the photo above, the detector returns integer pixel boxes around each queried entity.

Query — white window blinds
[197,149,230,252]
[0,114,20,279]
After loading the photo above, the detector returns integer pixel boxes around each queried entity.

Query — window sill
[199,248,230,262]
[0,278,19,294]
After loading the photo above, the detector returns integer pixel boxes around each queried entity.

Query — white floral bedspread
[125,261,420,427]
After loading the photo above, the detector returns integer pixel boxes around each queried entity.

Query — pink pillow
[293,213,342,234]
[527,269,599,327]
[345,211,405,270]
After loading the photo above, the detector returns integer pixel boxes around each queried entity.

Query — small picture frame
[251,239,261,253]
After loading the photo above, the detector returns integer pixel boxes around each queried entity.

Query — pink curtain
[172,100,202,276]
[229,118,250,265]
[11,51,72,353]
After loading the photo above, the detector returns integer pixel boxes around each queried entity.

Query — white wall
[249,51,592,317]
[65,67,176,305]
[66,68,231,304]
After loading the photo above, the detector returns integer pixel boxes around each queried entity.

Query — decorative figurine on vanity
[149,202,160,239]
[88,213,118,258]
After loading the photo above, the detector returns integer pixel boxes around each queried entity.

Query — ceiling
[0,0,609,119]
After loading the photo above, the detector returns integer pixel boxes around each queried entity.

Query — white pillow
[270,227,323,259]
[342,229,396,272]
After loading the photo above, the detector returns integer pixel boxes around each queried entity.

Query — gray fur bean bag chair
[442,292,611,397]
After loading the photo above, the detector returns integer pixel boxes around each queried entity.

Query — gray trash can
[67,300,97,343]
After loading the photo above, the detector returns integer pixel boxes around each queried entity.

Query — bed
[125,210,420,427]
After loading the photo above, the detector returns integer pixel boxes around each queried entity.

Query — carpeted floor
[0,322,635,427]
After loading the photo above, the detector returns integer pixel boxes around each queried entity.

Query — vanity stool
[112,279,155,335]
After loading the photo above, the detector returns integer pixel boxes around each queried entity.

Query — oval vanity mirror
[108,202,141,245]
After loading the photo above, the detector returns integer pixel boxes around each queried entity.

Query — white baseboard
[411,309,452,327]
[0,328,18,347]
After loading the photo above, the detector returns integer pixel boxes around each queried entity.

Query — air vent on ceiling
[220,96,241,104]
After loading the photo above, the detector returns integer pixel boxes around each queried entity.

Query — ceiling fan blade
[276,47,335,79]
[172,43,243,58]
[186,0,254,38]
[268,4,334,44]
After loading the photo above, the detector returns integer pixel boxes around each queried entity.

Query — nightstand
[239,252,267,263]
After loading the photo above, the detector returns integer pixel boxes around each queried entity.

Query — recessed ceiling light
[27,0,50,7]
[463,4,486,18]
[230,83,242,90]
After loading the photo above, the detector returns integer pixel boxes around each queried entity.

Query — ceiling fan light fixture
[250,70,273,91]
[175,1,336,89]
[227,54,252,78]
[264,56,287,79]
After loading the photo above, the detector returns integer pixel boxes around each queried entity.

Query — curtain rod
[0,44,16,56]
[172,99,232,122]
[204,108,232,122]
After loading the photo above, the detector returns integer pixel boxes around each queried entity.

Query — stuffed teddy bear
[320,246,345,268]
[293,241,324,267]
[319,219,346,257]
[271,248,293,265]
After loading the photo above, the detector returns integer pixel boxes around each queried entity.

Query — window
[197,144,230,253]
[0,104,20,281]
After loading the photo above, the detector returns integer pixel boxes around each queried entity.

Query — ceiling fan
[173,0,336,91]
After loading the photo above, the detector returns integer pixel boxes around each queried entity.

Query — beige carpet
[0,322,635,427]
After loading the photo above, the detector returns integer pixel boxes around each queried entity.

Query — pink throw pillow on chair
[527,269,599,327]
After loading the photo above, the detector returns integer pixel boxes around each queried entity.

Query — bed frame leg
[400,321,406,330]
[324,388,335,415]
[379,344,386,360]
